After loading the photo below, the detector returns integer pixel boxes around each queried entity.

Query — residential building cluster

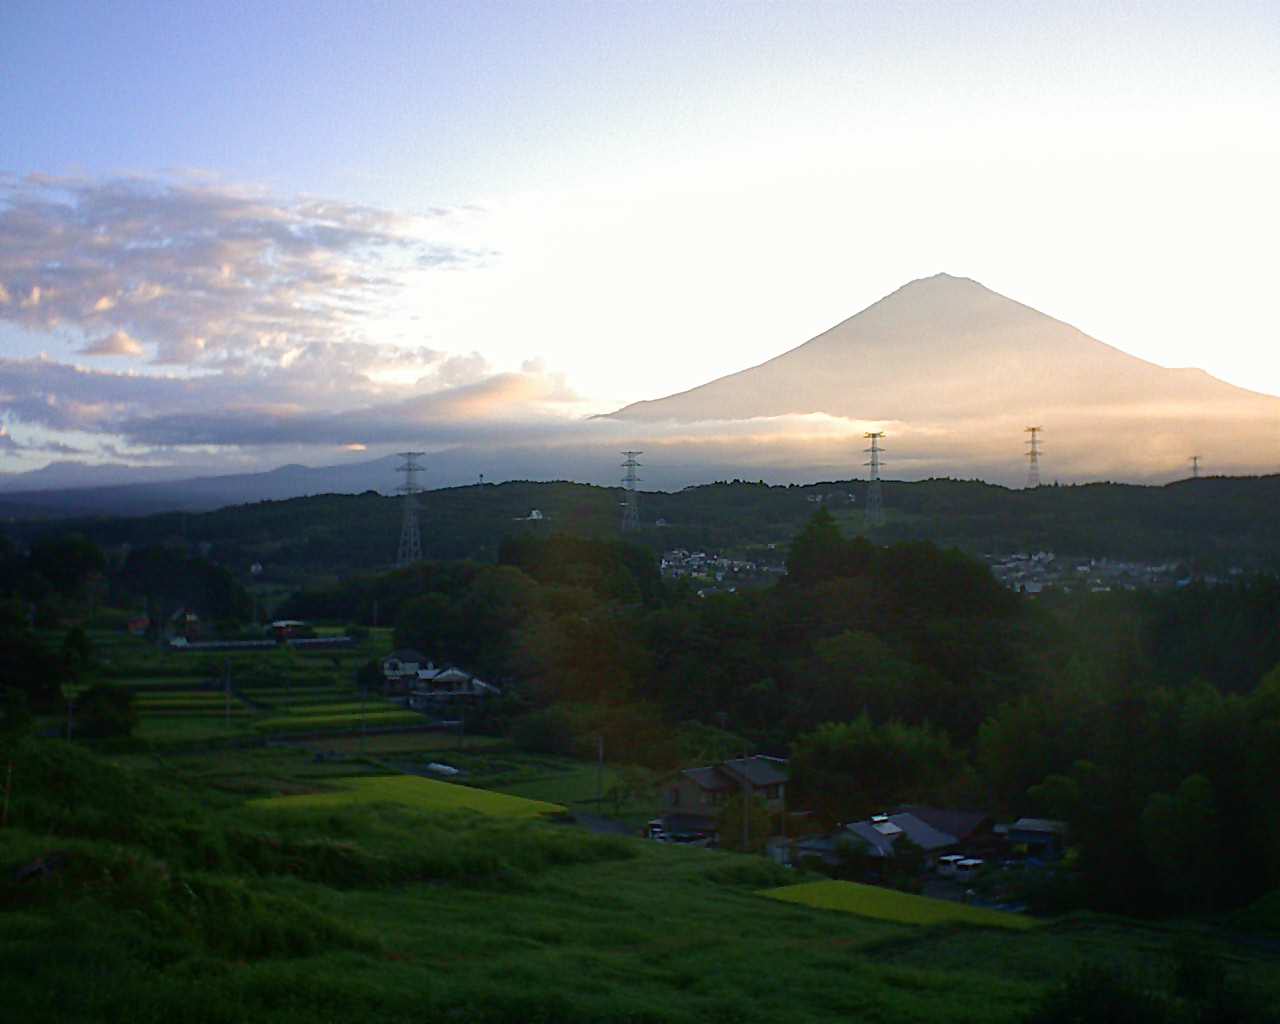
[659,549,785,593]
[984,551,1230,594]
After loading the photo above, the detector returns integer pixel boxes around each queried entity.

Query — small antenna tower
[1190,455,1201,479]
[863,432,885,527]
[1025,426,1043,488]
[620,451,643,531]
[395,451,425,567]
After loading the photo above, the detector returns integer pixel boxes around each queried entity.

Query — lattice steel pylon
[863,432,885,527]
[620,451,643,531]
[395,451,426,567]
[1025,426,1043,489]
[1190,455,1202,479]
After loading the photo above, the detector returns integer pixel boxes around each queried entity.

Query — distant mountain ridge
[0,456,402,517]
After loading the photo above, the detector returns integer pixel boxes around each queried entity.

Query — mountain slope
[610,274,1279,423]
[606,273,1279,481]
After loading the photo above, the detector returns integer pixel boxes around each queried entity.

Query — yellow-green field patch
[251,710,422,732]
[248,774,567,819]
[760,880,1037,931]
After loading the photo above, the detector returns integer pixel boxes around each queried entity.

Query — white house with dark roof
[409,665,501,704]
[380,649,431,695]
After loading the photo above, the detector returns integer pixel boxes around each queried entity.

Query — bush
[510,707,577,756]
[75,684,138,739]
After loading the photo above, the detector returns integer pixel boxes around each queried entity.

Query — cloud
[0,174,486,368]
[78,329,145,357]
[38,440,88,455]
[0,425,20,456]
[0,354,587,453]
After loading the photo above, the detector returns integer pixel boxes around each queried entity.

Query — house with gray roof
[660,755,788,836]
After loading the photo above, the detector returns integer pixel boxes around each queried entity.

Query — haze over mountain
[609,274,1280,480]
[3,274,1276,518]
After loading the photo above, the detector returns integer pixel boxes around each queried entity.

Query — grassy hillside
[3,739,1278,1023]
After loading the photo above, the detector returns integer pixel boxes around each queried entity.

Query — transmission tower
[1025,426,1043,488]
[620,451,643,531]
[395,451,425,567]
[863,432,885,527]
[1190,455,1202,479]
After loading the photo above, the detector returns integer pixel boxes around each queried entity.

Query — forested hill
[4,474,1280,577]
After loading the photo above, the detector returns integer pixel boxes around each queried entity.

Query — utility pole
[395,451,426,567]
[1190,455,1202,480]
[1025,426,1043,488]
[620,452,643,531]
[863,432,885,527]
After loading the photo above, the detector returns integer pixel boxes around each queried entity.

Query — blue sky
[1,1,1277,483]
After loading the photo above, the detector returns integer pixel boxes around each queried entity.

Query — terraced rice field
[134,691,252,717]
[251,710,423,733]
[249,774,567,818]
[760,880,1037,931]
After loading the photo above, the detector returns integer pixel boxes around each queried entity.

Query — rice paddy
[760,880,1038,930]
[249,774,567,818]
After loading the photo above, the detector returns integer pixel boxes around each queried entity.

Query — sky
[1,1,1277,486]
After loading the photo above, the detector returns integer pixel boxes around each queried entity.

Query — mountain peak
[604,276,1279,479]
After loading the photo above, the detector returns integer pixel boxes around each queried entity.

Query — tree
[0,687,33,750]
[793,630,926,729]
[355,658,384,694]
[790,715,966,824]
[606,765,655,817]
[75,684,138,739]
[717,793,771,853]
[0,626,67,713]
[62,625,93,671]
[1141,774,1219,912]
[27,533,104,598]
[785,510,871,586]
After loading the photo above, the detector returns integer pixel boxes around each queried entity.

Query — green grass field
[420,749,658,824]
[249,774,567,818]
[5,738,1278,1024]
[267,701,400,716]
[761,880,1038,931]
[304,731,501,754]
[134,715,254,743]
[135,693,230,704]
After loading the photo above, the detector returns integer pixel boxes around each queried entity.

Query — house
[168,608,201,640]
[660,755,788,836]
[1006,817,1066,859]
[381,649,427,694]
[772,808,988,869]
[408,665,501,705]
[893,806,995,846]
[843,812,959,861]
[268,619,309,641]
